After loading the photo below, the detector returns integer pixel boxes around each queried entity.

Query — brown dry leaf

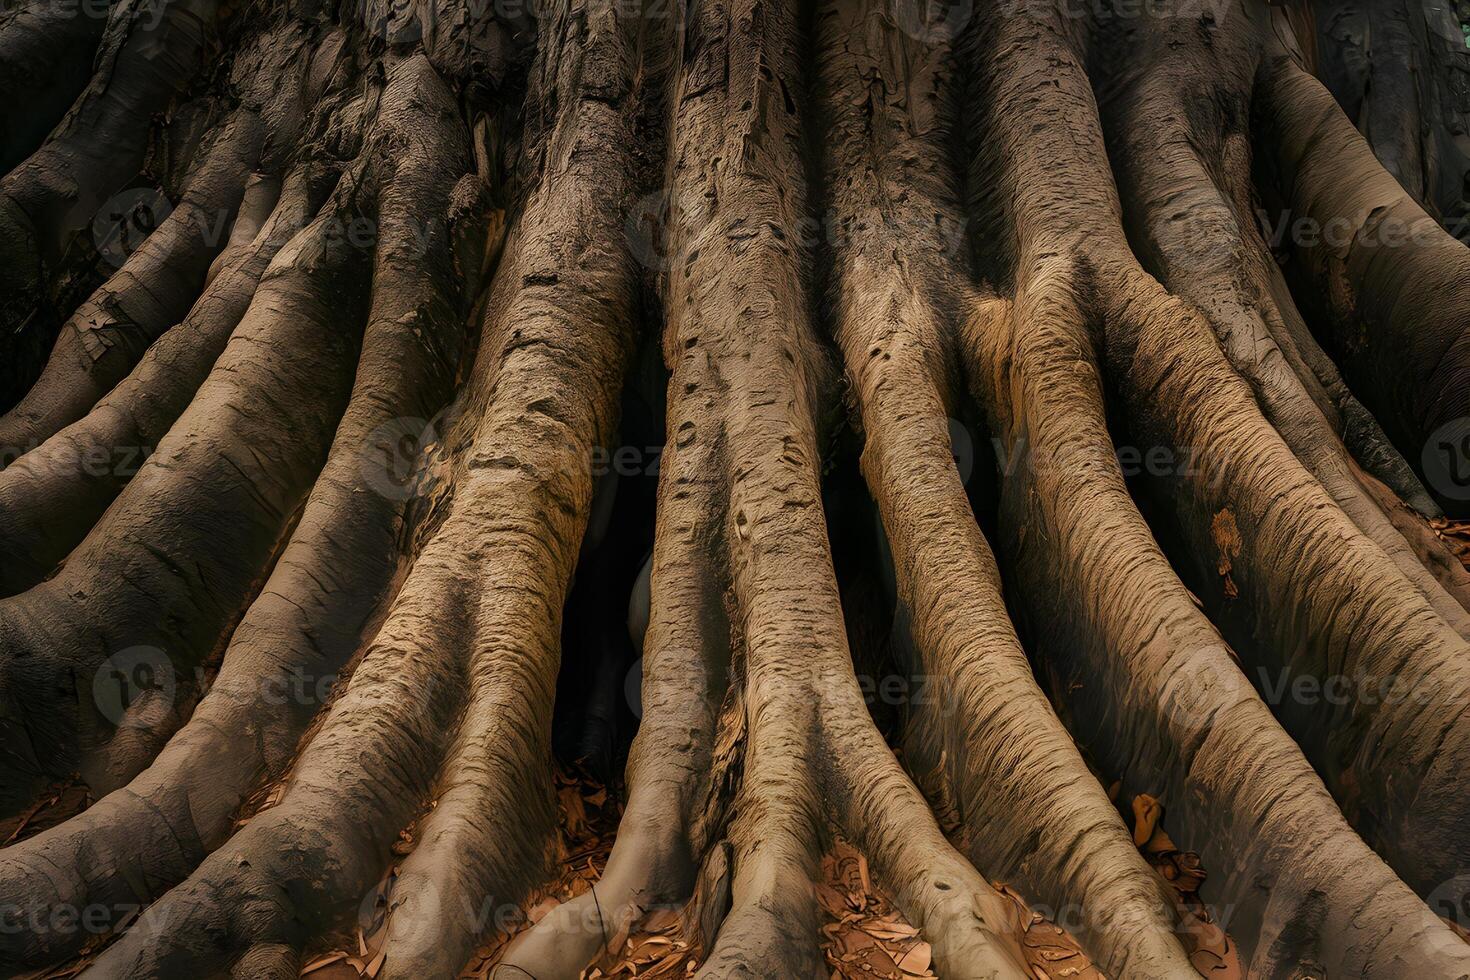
[818,836,939,980]
[817,882,852,917]
[1130,794,1162,848]
[997,884,1104,980]
[1130,798,1244,980]
[1430,517,1470,571]
[301,952,348,975]
[861,918,919,942]
[560,785,590,840]
[0,778,89,846]
[640,908,681,933]
[459,769,698,980]
[893,940,931,976]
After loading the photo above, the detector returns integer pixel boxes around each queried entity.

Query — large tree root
[0,172,371,813]
[1073,4,1470,903]
[0,167,322,595]
[0,42,372,596]
[0,12,348,459]
[0,51,481,971]
[0,110,264,460]
[66,32,635,977]
[3,0,1470,977]
[956,4,1470,975]
[504,3,1106,978]
[0,0,110,172]
[1253,18,1470,515]
[0,0,286,404]
[1308,0,1470,237]
[619,4,1028,975]
[815,4,1196,975]
[1098,3,1470,634]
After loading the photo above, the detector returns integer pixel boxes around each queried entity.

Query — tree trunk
[2,1,1470,978]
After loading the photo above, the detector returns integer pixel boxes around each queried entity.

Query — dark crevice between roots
[551,325,666,787]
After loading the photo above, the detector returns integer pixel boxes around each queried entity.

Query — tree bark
[2,1,1470,978]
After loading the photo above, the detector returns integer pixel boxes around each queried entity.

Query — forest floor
[14,523,1470,980]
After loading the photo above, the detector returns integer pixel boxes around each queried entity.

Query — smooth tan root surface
[2,1,1470,979]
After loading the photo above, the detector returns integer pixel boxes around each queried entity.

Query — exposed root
[1098,1,1470,632]
[0,0,109,172]
[1254,22,1470,514]
[70,34,639,977]
[0,166,329,596]
[818,3,1194,974]
[1308,0,1470,235]
[0,12,338,455]
[0,110,263,456]
[958,4,1470,974]
[0,49,482,971]
[0,0,230,397]
[512,2,1028,978]
[0,174,371,814]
